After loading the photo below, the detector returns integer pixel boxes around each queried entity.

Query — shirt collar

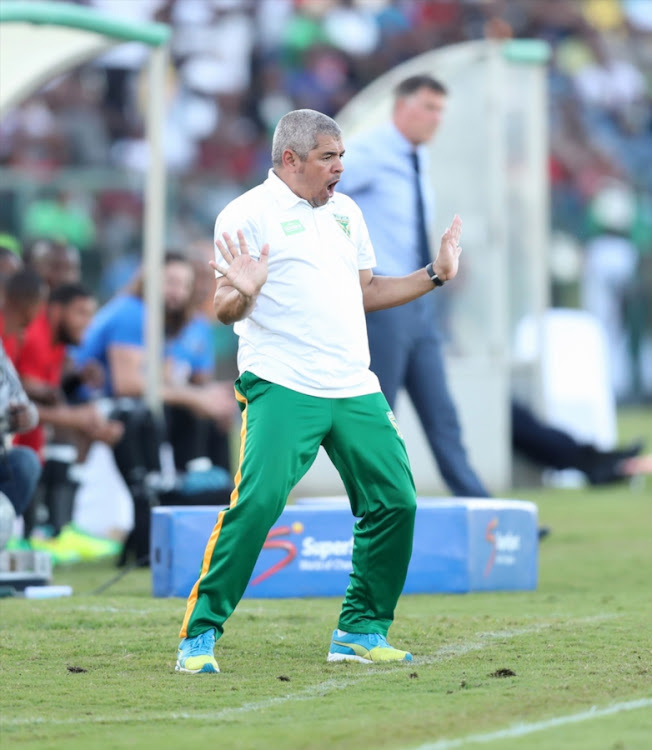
[385,121,416,154]
[384,121,428,164]
[265,169,311,210]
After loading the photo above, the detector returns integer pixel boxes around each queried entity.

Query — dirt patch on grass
[490,668,516,678]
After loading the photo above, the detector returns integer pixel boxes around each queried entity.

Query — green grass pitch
[1,407,650,750]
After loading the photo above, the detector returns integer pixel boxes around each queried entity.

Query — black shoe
[580,440,645,485]
[116,529,150,568]
[538,525,552,541]
[610,439,645,464]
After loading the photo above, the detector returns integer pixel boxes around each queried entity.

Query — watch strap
[425,262,445,287]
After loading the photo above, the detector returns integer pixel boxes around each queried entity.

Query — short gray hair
[271,109,341,167]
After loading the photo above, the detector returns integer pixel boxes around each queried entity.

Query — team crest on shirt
[333,214,351,237]
[386,411,404,439]
[281,219,306,235]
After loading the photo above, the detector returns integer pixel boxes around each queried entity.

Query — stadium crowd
[0,0,650,563]
[1,2,650,311]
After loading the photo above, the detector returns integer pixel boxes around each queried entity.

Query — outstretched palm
[211,229,269,298]
[433,214,463,282]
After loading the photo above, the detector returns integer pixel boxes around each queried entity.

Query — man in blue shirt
[338,75,488,498]
[76,252,237,563]
[338,75,643,499]
[77,252,232,413]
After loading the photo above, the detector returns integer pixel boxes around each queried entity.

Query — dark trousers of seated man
[0,444,41,521]
[111,403,232,565]
[111,403,163,566]
[21,430,79,541]
[164,404,230,475]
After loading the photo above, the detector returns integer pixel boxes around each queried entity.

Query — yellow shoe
[55,524,123,561]
[30,536,81,566]
[327,630,412,663]
[176,630,220,674]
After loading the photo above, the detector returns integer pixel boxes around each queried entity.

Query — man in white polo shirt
[176,108,463,674]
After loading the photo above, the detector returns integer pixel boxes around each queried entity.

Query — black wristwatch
[425,262,445,287]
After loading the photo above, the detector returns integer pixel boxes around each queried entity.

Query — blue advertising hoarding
[151,498,538,598]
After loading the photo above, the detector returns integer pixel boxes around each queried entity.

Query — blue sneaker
[327,629,413,663]
[175,629,219,674]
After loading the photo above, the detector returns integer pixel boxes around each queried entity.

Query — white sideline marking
[66,604,285,616]
[410,697,652,750]
[67,606,162,615]
[1,677,359,727]
[414,613,617,666]
[0,614,619,728]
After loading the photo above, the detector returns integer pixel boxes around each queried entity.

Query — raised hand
[210,230,270,299]
[432,214,462,283]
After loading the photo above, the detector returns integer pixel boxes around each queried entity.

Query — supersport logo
[483,517,521,576]
[483,517,499,577]
[250,522,304,586]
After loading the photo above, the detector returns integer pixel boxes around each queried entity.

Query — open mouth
[327,179,339,197]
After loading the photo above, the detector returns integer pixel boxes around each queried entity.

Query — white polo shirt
[214,169,380,398]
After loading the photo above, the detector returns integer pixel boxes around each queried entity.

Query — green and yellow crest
[333,214,351,237]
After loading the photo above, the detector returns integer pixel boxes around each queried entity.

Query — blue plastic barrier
[151,498,538,598]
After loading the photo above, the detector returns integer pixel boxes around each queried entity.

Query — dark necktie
[411,150,431,269]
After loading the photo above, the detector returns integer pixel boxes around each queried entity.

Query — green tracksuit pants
[180,371,417,640]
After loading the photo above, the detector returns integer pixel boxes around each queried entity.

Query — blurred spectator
[322,3,381,57]
[285,45,357,116]
[511,399,644,485]
[581,179,640,400]
[0,269,45,350]
[623,0,652,33]
[74,251,237,564]
[24,238,82,292]
[76,252,233,420]
[187,238,239,375]
[0,246,23,310]
[0,233,22,260]
[187,239,219,320]
[0,270,42,522]
[3,237,122,558]
[94,191,143,300]
[1,96,67,172]
[88,0,166,139]
[573,33,646,117]
[22,191,96,252]
[46,71,111,167]
[6,283,124,559]
[0,338,41,521]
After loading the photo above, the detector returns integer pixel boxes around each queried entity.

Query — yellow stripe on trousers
[179,387,248,638]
